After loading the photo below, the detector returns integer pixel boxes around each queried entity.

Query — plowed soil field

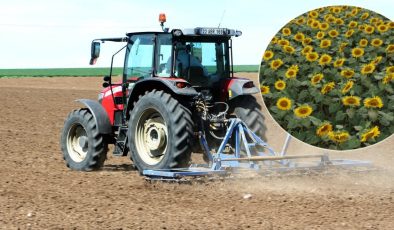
[0,74,393,229]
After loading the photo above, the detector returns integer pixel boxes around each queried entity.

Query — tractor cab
[124,28,241,90]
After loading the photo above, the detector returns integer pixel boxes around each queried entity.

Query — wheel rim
[66,123,88,163]
[135,108,168,165]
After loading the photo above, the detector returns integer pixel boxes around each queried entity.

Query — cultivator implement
[143,118,372,181]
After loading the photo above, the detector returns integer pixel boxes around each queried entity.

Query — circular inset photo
[259,5,394,150]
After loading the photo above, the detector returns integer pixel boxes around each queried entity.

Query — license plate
[199,28,225,35]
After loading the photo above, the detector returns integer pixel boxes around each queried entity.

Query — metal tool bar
[219,154,325,162]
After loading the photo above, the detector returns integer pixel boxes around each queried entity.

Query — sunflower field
[259,6,394,150]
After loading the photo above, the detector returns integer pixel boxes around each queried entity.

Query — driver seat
[184,66,206,86]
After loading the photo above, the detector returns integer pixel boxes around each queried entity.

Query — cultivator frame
[143,118,372,180]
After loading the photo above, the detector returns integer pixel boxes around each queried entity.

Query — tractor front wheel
[60,109,108,171]
[128,90,194,172]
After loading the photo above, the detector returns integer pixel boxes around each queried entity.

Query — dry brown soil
[0,74,393,229]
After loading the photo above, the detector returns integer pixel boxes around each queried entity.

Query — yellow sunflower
[377,24,389,33]
[282,27,291,36]
[302,37,312,46]
[301,46,313,55]
[328,131,350,143]
[386,44,394,53]
[324,14,332,22]
[285,65,299,79]
[361,63,376,75]
[360,126,380,142]
[320,39,332,48]
[342,96,361,107]
[294,32,305,42]
[311,20,320,29]
[307,18,314,26]
[276,97,292,111]
[328,29,339,38]
[341,81,354,94]
[341,69,355,79]
[348,21,358,28]
[361,12,369,20]
[263,50,274,61]
[333,58,345,67]
[295,17,306,25]
[364,25,375,34]
[319,54,332,66]
[371,38,383,47]
[311,73,324,85]
[316,123,333,137]
[271,36,279,44]
[336,18,344,25]
[274,80,286,90]
[387,21,394,29]
[351,47,364,58]
[371,17,380,24]
[359,39,368,47]
[270,58,284,70]
[294,105,313,118]
[283,45,295,54]
[364,96,384,108]
[326,16,336,24]
[316,31,325,40]
[260,85,270,95]
[319,22,330,31]
[309,11,319,19]
[351,8,359,16]
[345,29,355,38]
[382,74,394,84]
[386,66,394,74]
[372,56,383,65]
[321,82,335,94]
[306,52,319,62]
[330,7,341,14]
[278,39,290,46]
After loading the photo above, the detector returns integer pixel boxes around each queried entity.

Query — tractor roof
[126,27,242,38]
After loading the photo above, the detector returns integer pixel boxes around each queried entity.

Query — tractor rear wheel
[231,95,266,140]
[60,109,108,171]
[128,90,194,172]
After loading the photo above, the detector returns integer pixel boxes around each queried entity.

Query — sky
[0,0,393,69]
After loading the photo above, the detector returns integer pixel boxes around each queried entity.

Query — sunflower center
[280,101,288,107]
[347,98,356,104]
[299,108,308,114]
[368,100,378,106]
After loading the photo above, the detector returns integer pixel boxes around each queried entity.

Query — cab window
[125,34,154,79]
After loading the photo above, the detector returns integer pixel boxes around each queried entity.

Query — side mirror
[89,41,101,65]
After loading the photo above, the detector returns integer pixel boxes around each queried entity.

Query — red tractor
[61,17,265,173]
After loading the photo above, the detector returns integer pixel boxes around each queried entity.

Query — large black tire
[128,90,194,172]
[231,95,266,140]
[60,109,108,171]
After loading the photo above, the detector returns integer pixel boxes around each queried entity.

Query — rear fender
[225,78,259,100]
[76,99,112,134]
[126,78,198,118]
